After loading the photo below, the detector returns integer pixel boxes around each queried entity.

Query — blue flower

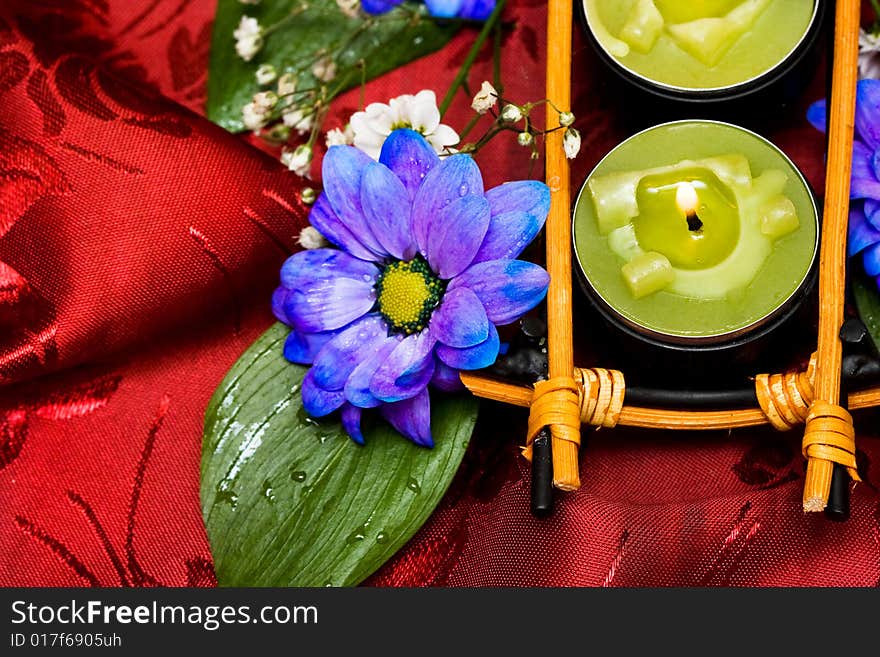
[360,0,495,21]
[808,79,880,284]
[273,129,550,446]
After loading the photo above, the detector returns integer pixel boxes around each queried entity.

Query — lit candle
[579,0,821,99]
[573,121,818,342]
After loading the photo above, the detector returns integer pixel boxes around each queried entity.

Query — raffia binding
[755,353,817,431]
[524,369,626,491]
[802,402,861,511]
[524,377,581,490]
[576,367,625,428]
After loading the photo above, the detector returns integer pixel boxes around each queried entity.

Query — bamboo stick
[460,373,880,431]
[803,0,861,511]
[541,0,580,490]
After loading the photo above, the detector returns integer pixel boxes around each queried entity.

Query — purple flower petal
[309,193,379,262]
[864,242,880,276]
[429,286,489,348]
[435,322,500,370]
[345,336,402,408]
[370,331,437,403]
[856,80,880,150]
[450,259,550,325]
[425,194,490,279]
[280,248,378,290]
[280,249,378,333]
[473,181,550,263]
[284,280,375,334]
[379,129,440,201]
[430,358,464,391]
[850,176,880,201]
[856,141,876,186]
[412,154,484,254]
[424,0,463,18]
[283,328,336,365]
[454,0,495,20]
[806,98,826,133]
[361,0,403,13]
[849,204,880,256]
[380,388,433,447]
[867,199,880,228]
[301,369,345,417]
[272,287,291,324]
[361,162,417,260]
[310,315,388,391]
[323,145,388,257]
[340,404,365,445]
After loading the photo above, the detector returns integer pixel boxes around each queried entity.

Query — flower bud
[558,111,575,127]
[517,131,533,147]
[501,104,523,123]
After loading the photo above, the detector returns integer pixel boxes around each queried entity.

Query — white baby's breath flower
[336,0,361,17]
[242,102,267,131]
[233,16,263,62]
[282,145,313,177]
[241,91,277,131]
[312,56,337,83]
[558,111,575,127]
[563,127,581,159]
[282,107,314,135]
[277,73,297,97]
[256,63,277,85]
[253,91,277,111]
[500,104,523,123]
[471,81,497,114]
[517,131,533,147]
[326,125,354,147]
[298,226,329,249]
[350,90,459,160]
[859,28,880,79]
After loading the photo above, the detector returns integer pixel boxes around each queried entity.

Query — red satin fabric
[0,0,877,588]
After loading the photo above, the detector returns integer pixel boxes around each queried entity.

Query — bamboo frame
[458,0,877,498]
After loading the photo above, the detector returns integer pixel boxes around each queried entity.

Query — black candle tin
[576,1,827,130]
[571,121,821,390]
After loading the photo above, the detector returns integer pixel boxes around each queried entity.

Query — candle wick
[686,210,703,232]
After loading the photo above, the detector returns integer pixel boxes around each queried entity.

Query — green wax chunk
[583,0,817,90]
[632,168,739,269]
[620,0,664,53]
[621,251,675,299]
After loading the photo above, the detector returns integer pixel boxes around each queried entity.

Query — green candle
[581,0,818,91]
[572,121,817,341]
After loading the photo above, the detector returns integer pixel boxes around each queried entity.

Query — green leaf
[201,323,479,586]
[208,0,459,131]
[853,268,880,353]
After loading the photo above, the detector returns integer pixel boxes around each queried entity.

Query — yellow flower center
[376,257,444,335]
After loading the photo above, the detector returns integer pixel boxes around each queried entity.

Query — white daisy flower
[349,90,459,160]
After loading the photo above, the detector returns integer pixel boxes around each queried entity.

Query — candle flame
[675,182,699,214]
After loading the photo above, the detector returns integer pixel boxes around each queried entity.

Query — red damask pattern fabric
[0,0,877,587]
